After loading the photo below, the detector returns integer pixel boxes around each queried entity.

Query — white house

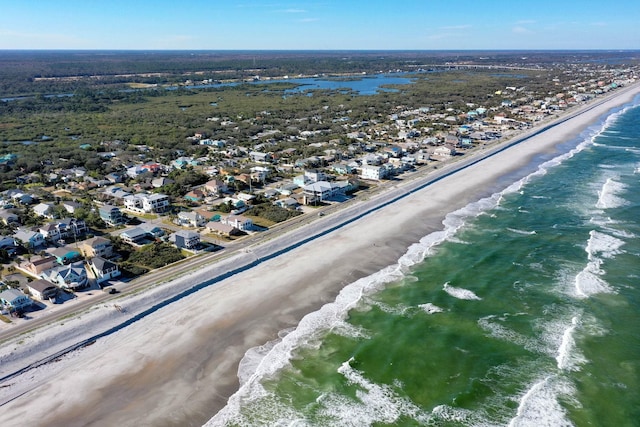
[27,279,59,301]
[124,193,170,213]
[89,256,121,283]
[221,215,253,231]
[360,165,387,181]
[176,211,206,228]
[33,202,55,219]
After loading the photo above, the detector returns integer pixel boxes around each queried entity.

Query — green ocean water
[209,101,640,426]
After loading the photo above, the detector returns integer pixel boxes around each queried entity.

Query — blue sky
[1,0,638,50]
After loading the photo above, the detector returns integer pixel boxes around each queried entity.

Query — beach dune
[0,84,638,427]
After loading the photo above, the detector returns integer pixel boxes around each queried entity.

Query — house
[360,164,388,181]
[105,172,124,184]
[37,218,87,243]
[431,145,456,160]
[48,246,82,265]
[221,215,253,231]
[205,221,239,237]
[89,256,120,283]
[204,179,228,196]
[293,174,312,187]
[38,223,62,242]
[0,209,19,225]
[44,261,89,290]
[303,181,345,203]
[176,211,206,228]
[333,162,355,175]
[21,255,58,277]
[138,222,165,238]
[249,151,273,163]
[120,227,151,245]
[8,191,35,205]
[172,157,199,169]
[151,177,175,189]
[33,202,56,219]
[80,236,114,258]
[123,193,170,214]
[250,166,270,182]
[184,189,205,203]
[275,197,300,209]
[62,201,82,214]
[99,205,125,226]
[0,288,32,311]
[13,229,45,249]
[0,235,17,253]
[57,218,88,238]
[27,279,59,301]
[170,230,200,250]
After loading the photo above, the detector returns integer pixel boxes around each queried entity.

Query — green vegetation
[249,203,302,223]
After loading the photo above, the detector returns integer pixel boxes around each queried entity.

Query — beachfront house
[0,288,32,311]
[360,164,388,181]
[220,215,253,232]
[89,256,121,283]
[205,221,239,237]
[27,279,59,301]
[44,261,89,290]
[303,181,346,204]
[170,230,200,250]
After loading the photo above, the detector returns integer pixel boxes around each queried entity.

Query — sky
[0,0,639,50]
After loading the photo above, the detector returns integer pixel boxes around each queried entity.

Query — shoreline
[0,83,639,426]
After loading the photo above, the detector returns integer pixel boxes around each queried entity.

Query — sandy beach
[1,82,639,427]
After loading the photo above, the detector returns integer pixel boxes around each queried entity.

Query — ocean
[207,99,640,427]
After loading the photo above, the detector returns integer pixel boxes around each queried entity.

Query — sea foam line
[508,376,575,427]
[595,177,628,209]
[574,230,624,298]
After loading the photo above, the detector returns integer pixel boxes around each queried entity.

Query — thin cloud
[282,8,306,13]
[512,26,533,34]
[439,25,471,30]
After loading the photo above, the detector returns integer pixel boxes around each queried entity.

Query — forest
[0,50,637,188]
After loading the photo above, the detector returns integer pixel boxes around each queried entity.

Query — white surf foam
[314,358,431,425]
[418,303,444,314]
[574,230,623,298]
[556,316,582,371]
[478,315,536,351]
[596,177,628,209]
[508,376,576,427]
[443,282,482,300]
[508,228,536,235]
